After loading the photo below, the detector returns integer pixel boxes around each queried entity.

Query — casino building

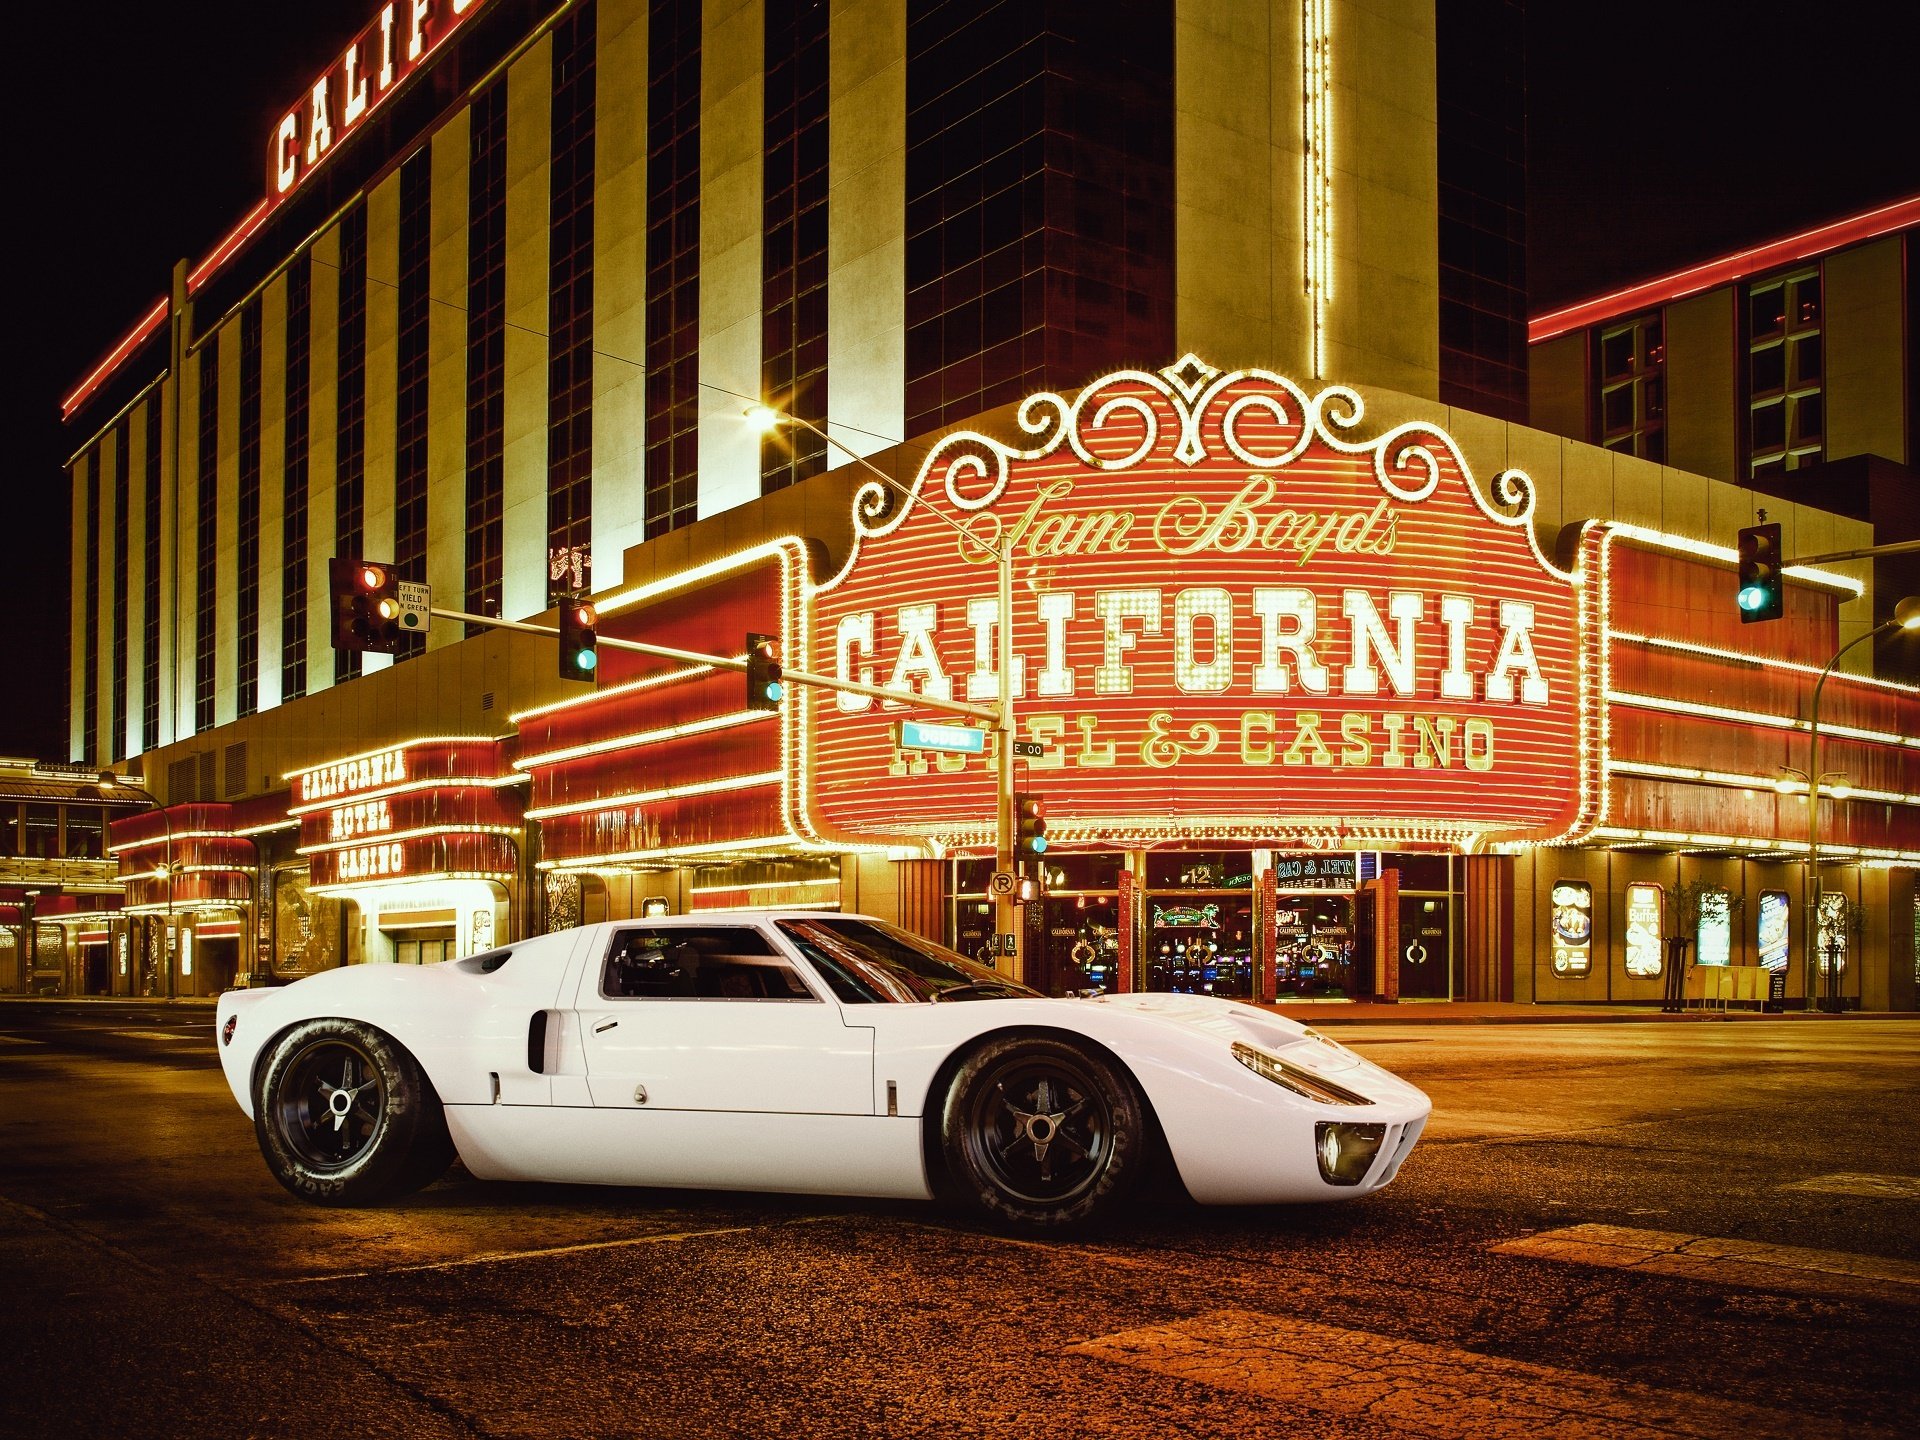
[54,1,1920,1006]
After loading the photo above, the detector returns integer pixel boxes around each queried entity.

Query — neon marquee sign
[266,0,496,212]
[802,356,1607,852]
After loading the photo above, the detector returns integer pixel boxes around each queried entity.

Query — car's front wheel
[940,1033,1144,1230]
[254,1018,453,1205]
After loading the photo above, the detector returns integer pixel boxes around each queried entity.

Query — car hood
[1085,991,1364,1072]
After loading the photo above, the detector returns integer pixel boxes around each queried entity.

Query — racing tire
[255,1018,454,1206]
[940,1033,1145,1231]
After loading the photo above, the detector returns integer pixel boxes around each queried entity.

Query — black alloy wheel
[254,1018,453,1206]
[275,1037,386,1171]
[942,1033,1144,1230]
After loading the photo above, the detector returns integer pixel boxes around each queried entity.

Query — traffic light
[1014,792,1048,860]
[328,557,403,654]
[1736,521,1784,622]
[746,633,784,711]
[558,597,598,682]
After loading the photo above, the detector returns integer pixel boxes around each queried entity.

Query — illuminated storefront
[99,358,1920,1006]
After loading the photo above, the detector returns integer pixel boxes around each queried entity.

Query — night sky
[6,1,1911,760]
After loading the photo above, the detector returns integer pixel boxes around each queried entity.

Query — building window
[1747,268,1823,477]
[142,399,162,752]
[548,2,598,594]
[83,448,101,764]
[1594,312,1664,461]
[282,253,312,701]
[236,296,263,715]
[466,80,507,628]
[335,203,369,680]
[195,336,219,733]
[761,0,830,494]
[644,0,702,540]
[111,418,131,761]
[395,150,432,660]
[904,0,1175,434]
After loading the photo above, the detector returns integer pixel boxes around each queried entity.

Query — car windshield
[776,918,1041,1004]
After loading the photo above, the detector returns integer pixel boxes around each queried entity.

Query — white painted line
[1069,1307,1892,1440]
[267,1216,848,1286]
[1491,1224,1920,1307]
[0,1035,41,1046]
[109,1030,205,1042]
[1779,1172,1920,1200]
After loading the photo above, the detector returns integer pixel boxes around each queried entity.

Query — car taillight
[222,1015,237,1047]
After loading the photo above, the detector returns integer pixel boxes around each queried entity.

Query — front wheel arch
[252,1016,454,1206]
[924,1025,1174,1226]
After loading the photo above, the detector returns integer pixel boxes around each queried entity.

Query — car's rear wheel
[940,1033,1144,1230]
[255,1018,453,1206]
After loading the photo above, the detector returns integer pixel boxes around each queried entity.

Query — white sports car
[216,912,1430,1229]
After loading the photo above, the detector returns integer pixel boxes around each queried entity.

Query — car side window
[600,926,815,1001]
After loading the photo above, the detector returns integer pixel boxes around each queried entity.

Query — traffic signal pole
[430,608,1001,721]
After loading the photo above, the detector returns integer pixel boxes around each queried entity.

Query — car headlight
[1232,1041,1370,1106]
[1315,1121,1387,1185]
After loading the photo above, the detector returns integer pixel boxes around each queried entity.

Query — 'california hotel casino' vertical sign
[804,356,1605,853]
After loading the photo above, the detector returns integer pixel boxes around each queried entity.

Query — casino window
[1146,851,1256,1002]
[1593,312,1664,462]
[1746,268,1822,478]
[951,852,1124,999]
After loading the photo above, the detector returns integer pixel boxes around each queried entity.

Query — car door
[573,922,874,1115]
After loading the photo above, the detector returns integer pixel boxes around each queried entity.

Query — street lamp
[95,772,173,999]
[1796,595,1920,1012]
[745,403,1027,975]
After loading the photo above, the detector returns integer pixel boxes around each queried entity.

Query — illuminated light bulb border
[515,710,772,772]
[510,661,719,724]
[296,823,526,857]
[1302,0,1334,377]
[109,829,254,856]
[286,773,526,817]
[1611,630,1920,696]
[1607,759,1920,808]
[525,772,784,822]
[814,357,1580,596]
[1608,690,1920,750]
[307,869,517,899]
[1605,523,1863,598]
[282,734,508,782]
[538,835,894,872]
[686,876,843,897]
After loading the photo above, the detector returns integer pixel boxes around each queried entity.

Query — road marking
[1069,1307,1888,1440]
[1779,1172,1920,1200]
[266,1217,848,1286]
[108,1030,205,1042]
[0,1035,41,1046]
[1491,1224,1920,1307]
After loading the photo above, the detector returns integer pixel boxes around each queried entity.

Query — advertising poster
[1549,880,1593,976]
[1624,883,1663,977]
[1816,891,1848,974]
[1696,888,1733,967]
[1757,891,1791,972]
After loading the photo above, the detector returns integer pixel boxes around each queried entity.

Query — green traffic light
[1738,584,1770,611]
[577,649,598,671]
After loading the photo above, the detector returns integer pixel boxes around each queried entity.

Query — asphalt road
[2,1001,1916,1439]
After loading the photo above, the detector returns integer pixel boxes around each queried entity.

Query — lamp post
[97,773,173,999]
[745,404,1025,976]
[1796,596,1920,1012]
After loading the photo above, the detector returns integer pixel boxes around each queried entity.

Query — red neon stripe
[1529,194,1920,344]
[187,199,271,295]
[60,297,170,421]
